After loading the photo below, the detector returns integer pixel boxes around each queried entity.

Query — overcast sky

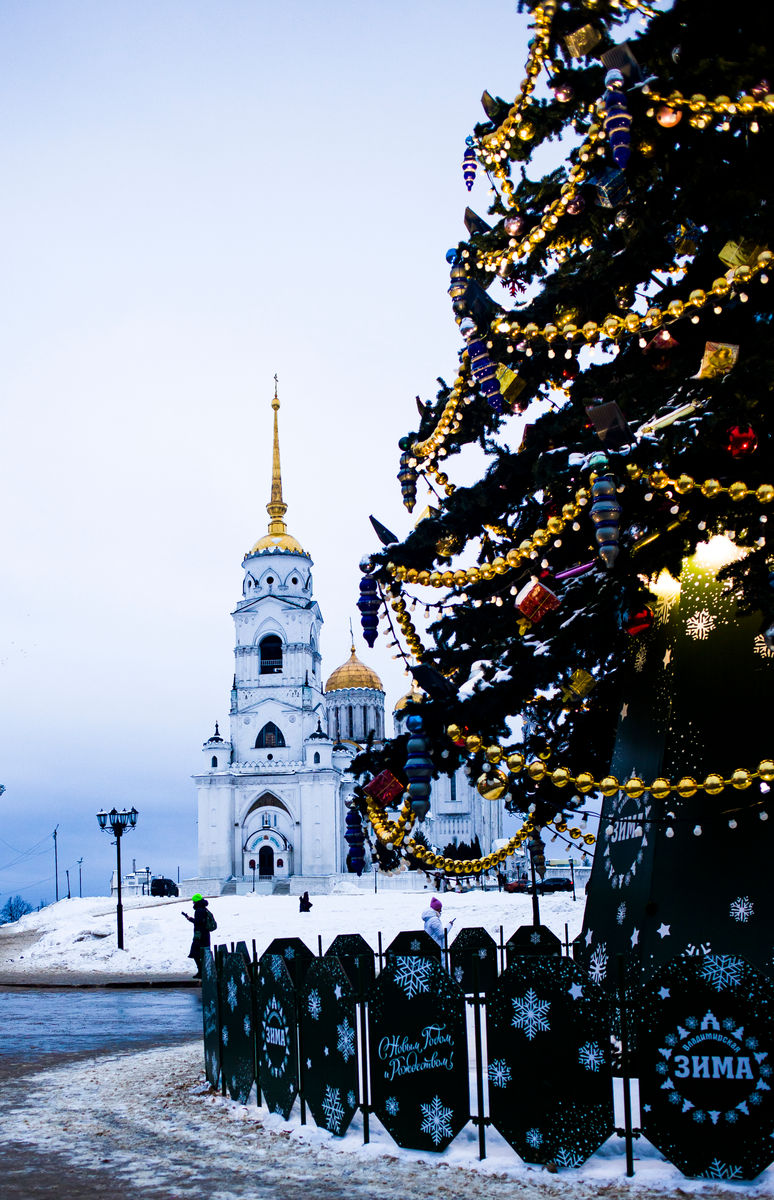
[0,0,530,904]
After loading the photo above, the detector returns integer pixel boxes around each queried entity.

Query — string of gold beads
[389,593,427,659]
[411,357,470,461]
[626,465,774,505]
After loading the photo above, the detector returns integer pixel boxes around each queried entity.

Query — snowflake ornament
[347,1090,357,1109]
[420,1095,454,1146]
[700,954,744,991]
[616,902,627,926]
[321,1085,345,1134]
[385,1096,400,1117]
[307,990,322,1020]
[588,944,609,985]
[394,956,433,999]
[702,1159,743,1181]
[226,978,238,1011]
[578,1041,605,1071]
[729,896,754,923]
[336,1018,355,1061]
[525,1128,543,1149]
[511,988,551,1040]
[753,634,774,659]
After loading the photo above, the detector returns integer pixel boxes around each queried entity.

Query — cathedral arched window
[255,722,286,749]
[211,756,218,768]
[259,635,283,675]
[313,751,320,764]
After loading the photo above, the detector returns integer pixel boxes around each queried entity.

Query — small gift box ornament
[695,341,739,379]
[564,23,601,58]
[363,770,405,809]
[515,579,561,623]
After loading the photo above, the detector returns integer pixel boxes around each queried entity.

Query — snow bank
[1,890,583,979]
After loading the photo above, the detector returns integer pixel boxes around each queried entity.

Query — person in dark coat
[183,893,214,978]
[299,891,312,913]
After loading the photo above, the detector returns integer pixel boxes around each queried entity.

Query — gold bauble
[506,753,526,773]
[485,744,503,764]
[551,767,572,788]
[466,734,482,753]
[701,478,722,498]
[638,139,655,157]
[477,770,508,801]
[575,771,595,793]
[756,485,774,504]
[731,768,752,790]
[517,122,535,141]
[480,565,495,581]
[675,474,695,494]
[676,776,698,798]
[623,777,646,799]
[506,549,522,567]
[599,775,620,797]
[650,777,671,800]
[583,833,596,845]
[703,773,725,795]
[758,759,774,783]
[728,481,748,502]
[447,723,462,741]
[527,760,547,781]
[569,827,581,839]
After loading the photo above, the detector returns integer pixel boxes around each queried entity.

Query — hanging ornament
[515,579,560,624]
[595,168,629,208]
[397,436,418,511]
[476,769,508,801]
[344,806,366,876]
[404,713,433,821]
[363,769,405,808]
[623,604,653,636]
[751,80,771,99]
[466,336,504,412]
[566,195,585,215]
[357,574,380,647]
[656,105,681,128]
[725,424,758,457]
[551,80,574,103]
[589,452,622,568]
[504,214,525,236]
[462,137,477,191]
[445,247,459,265]
[718,239,767,268]
[564,24,601,58]
[602,70,632,168]
[560,669,596,703]
[695,340,739,379]
[670,220,701,256]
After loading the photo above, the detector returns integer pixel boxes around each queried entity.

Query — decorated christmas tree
[355,0,774,982]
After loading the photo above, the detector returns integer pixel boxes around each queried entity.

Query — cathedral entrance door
[258,845,274,878]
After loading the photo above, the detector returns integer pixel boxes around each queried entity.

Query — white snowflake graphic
[701,954,744,991]
[754,634,774,659]
[420,1095,454,1146]
[653,588,679,626]
[702,1159,743,1181]
[321,1085,345,1134]
[487,1059,512,1088]
[554,1147,584,1169]
[226,978,238,1011]
[394,956,433,999]
[243,1015,251,1036]
[730,896,754,923]
[307,990,322,1020]
[478,947,488,959]
[409,939,422,953]
[578,1042,604,1072]
[222,1026,229,1045]
[634,645,647,672]
[588,945,609,985]
[525,1128,543,1149]
[336,1018,355,1062]
[454,966,464,983]
[686,609,716,640]
[616,902,627,926]
[511,988,551,1040]
[269,954,284,981]
[347,1090,357,1109]
[385,1096,400,1117]
[284,946,295,959]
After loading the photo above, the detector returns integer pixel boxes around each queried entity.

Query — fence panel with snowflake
[263,936,314,988]
[449,926,498,993]
[638,954,774,1180]
[201,948,221,1089]
[300,956,360,1136]
[257,950,299,1119]
[368,954,468,1151]
[486,957,614,1167]
[385,929,442,962]
[219,945,256,1104]
[325,932,375,990]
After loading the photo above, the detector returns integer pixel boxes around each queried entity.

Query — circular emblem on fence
[262,994,290,1078]
[639,954,774,1180]
[602,792,652,888]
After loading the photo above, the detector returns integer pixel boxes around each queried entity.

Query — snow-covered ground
[0,887,584,978]
[4,1041,773,1198]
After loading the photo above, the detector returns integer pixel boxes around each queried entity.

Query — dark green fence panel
[369,955,467,1152]
[325,933,375,991]
[386,930,442,961]
[257,951,299,1119]
[449,926,498,993]
[487,956,613,1168]
[201,948,220,1088]
[300,957,360,1136]
[505,924,562,964]
[638,954,774,1181]
[220,945,255,1104]
[263,937,314,988]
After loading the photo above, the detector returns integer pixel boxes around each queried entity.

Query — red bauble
[624,605,653,636]
[725,424,758,457]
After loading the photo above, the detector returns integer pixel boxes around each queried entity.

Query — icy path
[1,1041,765,1200]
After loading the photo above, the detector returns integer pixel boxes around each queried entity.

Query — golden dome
[325,646,384,693]
[393,682,426,712]
[250,531,308,555]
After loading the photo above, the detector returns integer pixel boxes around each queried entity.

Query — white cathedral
[188,390,502,896]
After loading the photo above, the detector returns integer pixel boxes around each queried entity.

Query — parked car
[150,877,179,897]
[505,876,572,894]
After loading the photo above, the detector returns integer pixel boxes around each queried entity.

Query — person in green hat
[183,893,217,979]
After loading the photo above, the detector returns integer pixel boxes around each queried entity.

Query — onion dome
[325,645,384,693]
[393,681,426,713]
[247,382,309,558]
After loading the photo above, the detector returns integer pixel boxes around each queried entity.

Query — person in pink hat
[421,895,454,949]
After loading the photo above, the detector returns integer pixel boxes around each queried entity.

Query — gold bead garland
[643,87,774,128]
[389,592,427,660]
[447,726,774,800]
[411,357,470,461]
[626,464,774,506]
[493,251,773,348]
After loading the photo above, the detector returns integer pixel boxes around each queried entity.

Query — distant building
[187,388,502,897]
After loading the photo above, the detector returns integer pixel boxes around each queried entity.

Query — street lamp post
[97,807,138,949]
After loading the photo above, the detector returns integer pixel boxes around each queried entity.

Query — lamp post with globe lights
[96,807,137,949]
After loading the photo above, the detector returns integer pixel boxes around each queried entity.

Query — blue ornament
[404,714,433,821]
[345,807,366,876]
[397,436,417,512]
[462,136,477,191]
[466,338,504,413]
[602,69,632,169]
[589,454,622,568]
[357,576,380,647]
[446,248,459,265]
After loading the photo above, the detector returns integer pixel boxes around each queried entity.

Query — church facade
[189,390,501,896]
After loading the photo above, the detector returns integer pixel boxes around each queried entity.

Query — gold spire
[249,377,308,556]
